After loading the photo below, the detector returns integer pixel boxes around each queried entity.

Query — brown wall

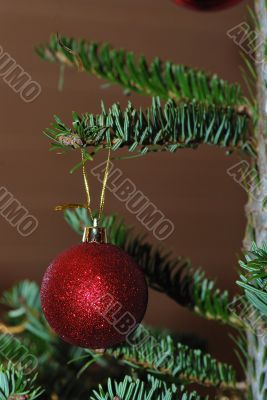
[0,0,251,371]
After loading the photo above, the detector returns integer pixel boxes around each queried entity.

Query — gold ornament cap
[82,218,107,244]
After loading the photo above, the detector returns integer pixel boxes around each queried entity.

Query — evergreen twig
[0,363,42,400]
[90,374,207,400]
[44,98,253,155]
[237,243,267,317]
[84,327,236,389]
[36,34,248,112]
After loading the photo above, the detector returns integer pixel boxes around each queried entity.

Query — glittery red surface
[173,0,242,10]
[41,243,148,349]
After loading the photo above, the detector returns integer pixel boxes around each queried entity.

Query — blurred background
[0,0,251,371]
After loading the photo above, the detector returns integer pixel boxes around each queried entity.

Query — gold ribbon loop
[54,204,85,211]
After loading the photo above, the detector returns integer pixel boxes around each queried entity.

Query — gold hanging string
[55,147,111,225]
[98,146,111,222]
[81,149,93,221]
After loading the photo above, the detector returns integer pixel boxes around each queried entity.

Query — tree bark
[243,1,267,398]
[253,0,267,246]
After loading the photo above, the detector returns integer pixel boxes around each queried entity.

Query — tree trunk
[244,1,267,398]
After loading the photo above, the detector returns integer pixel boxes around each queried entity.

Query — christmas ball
[173,0,243,11]
[41,241,148,349]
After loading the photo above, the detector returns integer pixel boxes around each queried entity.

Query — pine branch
[36,34,247,111]
[237,243,267,317]
[83,327,236,390]
[0,282,101,399]
[44,98,253,155]
[125,232,243,329]
[2,280,41,312]
[1,281,54,344]
[90,374,206,400]
[236,244,267,399]
[65,209,243,329]
[0,362,42,400]
[1,280,236,395]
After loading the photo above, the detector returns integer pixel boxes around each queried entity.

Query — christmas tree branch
[0,282,99,399]
[84,327,236,390]
[65,209,244,329]
[0,363,43,400]
[1,280,237,396]
[125,233,243,329]
[36,34,248,112]
[237,243,267,317]
[44,98,253,155]
[90,374,206,400]
[1,281,54,343]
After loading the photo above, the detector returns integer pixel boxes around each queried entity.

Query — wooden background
[0,0,251,372]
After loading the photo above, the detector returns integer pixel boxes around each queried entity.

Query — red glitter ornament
[41,224,148,349]
[173,0,243,11]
